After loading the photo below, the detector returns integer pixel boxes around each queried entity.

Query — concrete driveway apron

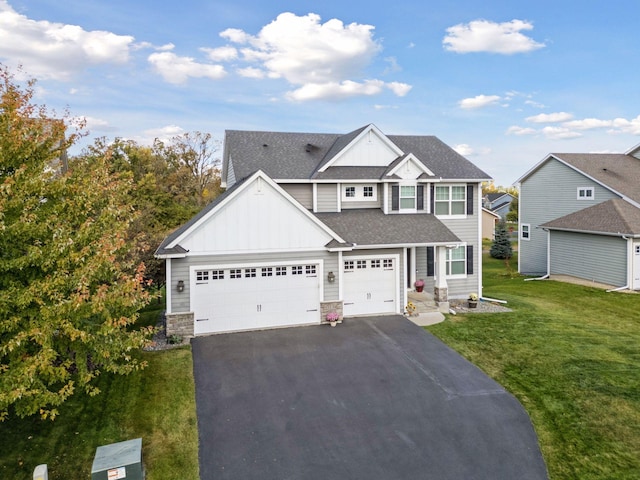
[191,315,548,480]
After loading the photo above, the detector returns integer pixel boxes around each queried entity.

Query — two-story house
[483,192,515,219]
[156,124,491,336]
[516,144,640,290]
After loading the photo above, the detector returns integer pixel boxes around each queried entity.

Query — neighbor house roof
[540,199,640,237]
[314,209,461,246]
[517,152,640,206]
[223,125,491,184]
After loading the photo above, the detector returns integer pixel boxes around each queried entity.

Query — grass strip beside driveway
[428,254,640,480]
[0,346,198,480]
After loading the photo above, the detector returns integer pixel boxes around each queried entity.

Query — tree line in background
[482,180,518,222]
[0,65,223,420]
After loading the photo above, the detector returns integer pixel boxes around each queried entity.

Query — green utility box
[91,438,144,480]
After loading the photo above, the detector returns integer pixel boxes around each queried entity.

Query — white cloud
[525,99,546,109]
[526,112,574,123]
[148,50,226,84]
[443,19,545,54]
[133,125,186,145]
[236,67,266,79]
[611,115,640,135]
[0,1,135,80]
[201,45,237,62]
[563,118,613,130]
[220,12,409,101]
[541,126,582,139]
[459,94,501,109]
[453,144,474,156]
[506,126,537,136]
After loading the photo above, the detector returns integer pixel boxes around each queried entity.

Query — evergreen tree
[490,220,513,259]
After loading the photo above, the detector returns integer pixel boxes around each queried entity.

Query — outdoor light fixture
[177,280,185,293]
[327,271,336,283]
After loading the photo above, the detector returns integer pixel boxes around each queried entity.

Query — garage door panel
[192,263,320,335]
[343,257,397,316]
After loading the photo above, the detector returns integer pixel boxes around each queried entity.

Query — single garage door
[191,263,321,334]
[343,256,398,316]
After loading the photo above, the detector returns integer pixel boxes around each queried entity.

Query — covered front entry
[191,262,321,335]
[343,255,399,316]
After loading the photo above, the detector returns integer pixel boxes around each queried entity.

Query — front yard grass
[429,254,640,480]
[0,298,198,480]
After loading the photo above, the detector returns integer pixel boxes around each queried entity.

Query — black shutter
[466,245,474,275]
[427,247,435,277]
[417,185,424,211]
[392,185,399,211]
[466,184,474,215]
[430,184,435,213]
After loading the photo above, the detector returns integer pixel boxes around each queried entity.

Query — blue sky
[2,0,639,186]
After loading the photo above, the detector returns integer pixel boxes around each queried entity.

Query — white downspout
[607,235,631,292]
[525,228,550,281]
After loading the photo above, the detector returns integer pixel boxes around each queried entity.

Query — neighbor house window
[521,224,530,240]
[400,186,416,209]
[435,185,466,216]
[577,187,594,200]
[446,246,466,276]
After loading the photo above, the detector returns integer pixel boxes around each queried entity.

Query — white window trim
[399,182,417,212]
[521,223,531,241]
[434,184,467,219]
[577,186,595,200]
[445,244,467,278]
[342,183,378,202]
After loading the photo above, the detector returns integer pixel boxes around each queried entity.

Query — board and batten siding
[549,231,627,287]
[316,183,338,212]
[280,183,313,209]
[519,159,620,275]
[170,250,337,314]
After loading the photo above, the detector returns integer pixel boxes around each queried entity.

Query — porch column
[434,246,449,310]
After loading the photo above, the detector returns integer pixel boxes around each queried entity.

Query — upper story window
[521,224,530,241]
[400,186,416,210]
[435,185,466,216]
[342,184,378,201]
[577,187,594,200]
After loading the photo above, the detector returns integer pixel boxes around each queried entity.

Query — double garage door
[191,263,321,335]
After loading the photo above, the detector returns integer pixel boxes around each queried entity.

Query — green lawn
[0,299,198,480]
[428,254,640,480]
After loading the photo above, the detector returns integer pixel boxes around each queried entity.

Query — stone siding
[166,312,194,338]
[320,301,343,322]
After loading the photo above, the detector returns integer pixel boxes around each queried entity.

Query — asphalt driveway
[191,315,548,480]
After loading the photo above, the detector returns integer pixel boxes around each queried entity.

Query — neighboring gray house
[156,124,491,336]
[483,192,515,219]
[516,144,640,290]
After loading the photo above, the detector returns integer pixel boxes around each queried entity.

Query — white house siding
[316,184,339,212]
[280,183,313,209]
[520,159,620,275]
[169,250,336,314]
[550,231,627,287]
[332,131,399,167]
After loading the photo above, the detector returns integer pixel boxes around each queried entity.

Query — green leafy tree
[490,220,513,260]
[506,195,518,222]
[0,66,153,420]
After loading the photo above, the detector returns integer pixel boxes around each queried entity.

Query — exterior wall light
[177,280,185,293]
[327,271,336,283]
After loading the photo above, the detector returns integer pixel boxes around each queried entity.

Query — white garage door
[191,263,321,334]
[343,256,398,316]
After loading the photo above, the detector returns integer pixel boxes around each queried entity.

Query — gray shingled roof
[223,126,491,184]
[541,199,640,236]
[314,210,461,246]
[553,153,640,204]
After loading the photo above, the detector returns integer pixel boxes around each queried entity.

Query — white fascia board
[386,153,435,177]
[545,226,640,238]
[155,252,188,259]
[167,170,347,249]
[318,124,404,173]
[624,142,640,156]
[352,241,464,250]
[482,207,501,219]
